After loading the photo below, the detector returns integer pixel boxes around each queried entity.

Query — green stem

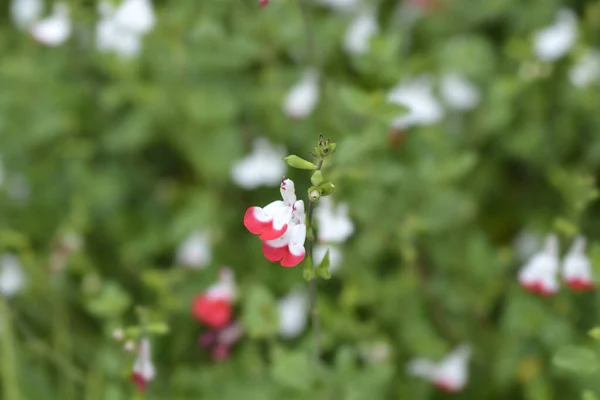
[296,0,317,68]
[306,159,324,363]
[0,299,20,400]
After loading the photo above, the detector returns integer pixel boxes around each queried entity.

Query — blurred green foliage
[1,0,600,399]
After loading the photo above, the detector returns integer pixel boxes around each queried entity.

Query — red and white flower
[562,236,594,291]
[261,201,306,267]
[259,0,269,6]
[407,345,471,393]
[130,337,156,393]
[244,179,302,240]
[192,268,236,329]
[518,234,559,296]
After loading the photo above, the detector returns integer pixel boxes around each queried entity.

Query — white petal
[288,223,307,256]
[562,236,592,282]
[133,338,156,381]
[440,73,480,111]
[277,289,308,339]
[231,138,286,189]
[176,232,211,269]
[280,179,297,205]
[11,0,43,29]
[283,69,320,119]
[314,0,359,13]
[343,9,378,55]
[315,197,354,243]
[387,76,443,129]
[30,3,71,47]
[433,345,471,389]
[206,267,236,301]
[114,0,155,35]
[0,254,25,297]
[533,9,577,62]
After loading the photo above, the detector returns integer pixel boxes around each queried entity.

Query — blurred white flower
[283,69,320,119]
[314,244,343,273]
[0,254,25,297]
[206,267,236,301]
[387,76,443,129]
[30,2,71,47]
[569,50,600,88]
[562,236,594,291]
[407,345,471,392]
[518,234,560,296]
[533,8,577,62]
[96,0,155,58]
[277,288,308,339]
[176,232,212,269]
[113,0,155,35]
[11,0,43,29]
[314,0,359,13]
[440,73,481,111]
[7,174,30,203]
[315,197,354,243]
[231,137,286,190]
[131,337,156,392]
[343,8,378,55]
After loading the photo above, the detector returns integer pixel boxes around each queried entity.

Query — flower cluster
[406,345,471,393]
[244,179,307,268]
[518,234,594,296]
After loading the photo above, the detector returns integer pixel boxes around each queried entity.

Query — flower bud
[283,155,317,171]
[319,182,336,196]
[308,186,322,201]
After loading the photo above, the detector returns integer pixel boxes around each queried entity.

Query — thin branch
[296,0,317,67]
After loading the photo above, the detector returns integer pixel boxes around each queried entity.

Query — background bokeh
[2,0,600,399]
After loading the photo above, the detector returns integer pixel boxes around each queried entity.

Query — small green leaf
[319,182,335,196]
[147,322,169,335]
[316,248,331,280]
[283,155,317,170]
[311,171,324,186]
[553,345,599,374]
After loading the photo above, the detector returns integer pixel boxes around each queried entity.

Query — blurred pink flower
[518,234,559,296]
[407,345,471,392]
[562,236,594,291]
[130,338,156,393]
[192,268,236,329]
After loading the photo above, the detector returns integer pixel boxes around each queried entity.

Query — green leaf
[283,155,317,171]
[85,282,131,319]
[589,327,600,340]
[147,322,169,335]
[553,345,599,374]
[241,284,278,339]
[311,171,324,186]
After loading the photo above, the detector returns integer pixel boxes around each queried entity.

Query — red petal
[131,373,148,393]
[260,0,269,7]
[566,278,595,291]
[434,379,461,393]
[243,207,288,240]
[262,242,288,262]
[520,281,555,297]
[192,295,233,329]
[280,249,305,267]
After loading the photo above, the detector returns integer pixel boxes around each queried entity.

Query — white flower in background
[343,8,378,55]
[277,288,308,339]
[206,267,237,301]
[314,0,359,13]
[387,76,444,129]
[407,345,471,392]
[315,197,354,243]
[518,234,560,296]
[11,0,43,29]
[533,8,577,62]
[7,174,30,203]
[231,138,286,190]
[113,0,155,34]
[513,229,542,263]
[314,244,343,273]
[131,337,156,392]
[0,254,25,297]
[562,236,594,291]
[30,2,71,47]
[440,73,481,111]
[283,69,320,119]
[96,0,155,58]
[569,50,600,88]
[176,231,212,269]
